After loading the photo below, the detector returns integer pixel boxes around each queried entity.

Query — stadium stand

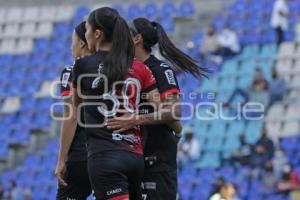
[0,0,299,199]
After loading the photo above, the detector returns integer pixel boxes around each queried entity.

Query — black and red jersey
[60,65,87,162]
[72,51,156,156]
[141,55,180,172]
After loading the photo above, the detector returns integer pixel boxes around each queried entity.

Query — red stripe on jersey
[160,88,180,101]
[61,90,73,97]
[130,60,156,90]
[108,194,129,200]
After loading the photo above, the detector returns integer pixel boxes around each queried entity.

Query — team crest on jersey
[165,69,176,85]
[62,72,70,87]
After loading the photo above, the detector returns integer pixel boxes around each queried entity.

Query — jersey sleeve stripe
[61,90,73,97]
[141,83,157,93]
[160,88,180,100]
[108,194,129,200]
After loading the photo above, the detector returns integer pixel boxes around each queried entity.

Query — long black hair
[130,18,209,79]
[75,21,88,44]
[88,7,134,90]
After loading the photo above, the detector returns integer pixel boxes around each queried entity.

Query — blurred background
[0,0,299,199]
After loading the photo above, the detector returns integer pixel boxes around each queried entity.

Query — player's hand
[107,112,138,133]
[55,161,67,186]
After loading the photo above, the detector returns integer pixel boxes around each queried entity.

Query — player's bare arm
[107,90,182,133]
[55,96,77,186]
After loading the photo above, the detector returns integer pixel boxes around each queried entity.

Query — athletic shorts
[56,161,92,200]
[142,170,177,200]
[88,151,144,200]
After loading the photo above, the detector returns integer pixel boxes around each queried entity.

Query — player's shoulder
[73,55,96,75]
[144,55,171,69]
[149,59,178,87]
[60,65,73,87]
[157,61,173,71]
[74,55,92,66]
[131,58,151,72]
[151,61,176,78]
[62,65,73,73]
[132,58,146,68]
[149,56,173,71]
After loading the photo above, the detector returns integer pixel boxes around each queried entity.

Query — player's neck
[82,48,91,57]
[135,48,151,63]
[95,42,112,52]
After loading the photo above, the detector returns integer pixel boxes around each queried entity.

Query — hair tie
[151,21,158,30]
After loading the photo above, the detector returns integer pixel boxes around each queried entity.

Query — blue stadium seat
[185,46,200,60]
[127,4,143,20]
[112,4,126,18]
[178,0,195,17]
[239,45,260,59]
[239,59,256,76]
[192,122,208,139]
[205,136,224,152]
[284,30,295,42]
[161,1,177,18]
[207,120,226,138]
[289,1,300,15]
[261,29,277,44]
[160,17,175,32]
[197,152,220,168]
[0,143,9,159]
[227,121,245,136]
[73,5,90,21]
[245,121,263,144]
[218,77,237,91]
[241,29,260,44]
[220,60,240,78]
[192,32,202,45]
[192,32,203,47]
[200,77,218,92]
[144,2,159,20]
[259,43,277,58]
[212,15,227,31]
[237,74,253,89]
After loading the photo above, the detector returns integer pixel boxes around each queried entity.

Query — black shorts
[88,151,144,200]
[142,170,177,200]
[56,161,92,200]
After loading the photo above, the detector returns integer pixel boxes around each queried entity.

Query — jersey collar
[95,50,109,57]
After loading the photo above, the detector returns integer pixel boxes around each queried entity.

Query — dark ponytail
[132,18,209,79]
[103,16,134,91]
[152,21,209,79]
[88,7,134,91]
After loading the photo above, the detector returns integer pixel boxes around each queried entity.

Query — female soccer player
[71,7,163,200]
[55,21,92,199]
[107,18,208,200]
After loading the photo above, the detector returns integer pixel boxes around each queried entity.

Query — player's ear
[133,34,142,45]
[94,29,103,40]
[79,40,86,49]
